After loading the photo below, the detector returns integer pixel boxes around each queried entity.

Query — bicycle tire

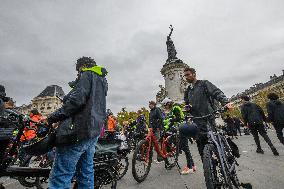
[165,134,179,170]
[117,156,129,180]
[132,139,153,183]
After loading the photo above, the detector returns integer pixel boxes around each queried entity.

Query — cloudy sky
[1,0,283,113]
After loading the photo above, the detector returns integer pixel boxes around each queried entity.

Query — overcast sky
[1,0,284,113]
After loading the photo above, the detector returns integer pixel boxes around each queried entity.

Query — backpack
[200,80,220,111]
[274,101,284,125]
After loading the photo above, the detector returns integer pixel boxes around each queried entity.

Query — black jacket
[149,107,163,131]
[240,102,266,126]
[184,80,228,131]
[48,70,108,141]
[267,100,284,125]
[184,80,229,117]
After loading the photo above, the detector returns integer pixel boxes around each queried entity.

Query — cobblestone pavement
[1,130,284,189]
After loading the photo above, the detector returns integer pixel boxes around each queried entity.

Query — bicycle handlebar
[185,106,228,120]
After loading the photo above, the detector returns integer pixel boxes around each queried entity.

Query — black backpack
[274,101,284,125]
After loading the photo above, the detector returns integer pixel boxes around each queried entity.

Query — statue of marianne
[166,25,177,61]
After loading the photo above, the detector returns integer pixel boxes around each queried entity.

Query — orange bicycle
[131,127,179,183]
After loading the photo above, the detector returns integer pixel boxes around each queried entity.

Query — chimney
[282,70,284,76]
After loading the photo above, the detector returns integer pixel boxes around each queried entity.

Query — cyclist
[134,110,147,141]
[148,100,164,163]
[182,67,233,160]
[162,97,196,174]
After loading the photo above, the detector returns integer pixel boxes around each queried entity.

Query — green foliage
[116,107,150,125]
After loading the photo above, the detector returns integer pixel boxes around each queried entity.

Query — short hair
[149,101,156,106]
[184,67,196,74]
[267,93,279,100]
[30,108,40,115]
[76,56,96,71]
[241,95,250,101]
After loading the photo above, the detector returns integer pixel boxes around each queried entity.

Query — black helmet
[22,131,55,156]
[178,122,199,138]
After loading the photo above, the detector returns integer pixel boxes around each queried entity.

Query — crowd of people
[1,56,284,188]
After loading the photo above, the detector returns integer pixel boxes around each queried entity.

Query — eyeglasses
[184,74,191,77]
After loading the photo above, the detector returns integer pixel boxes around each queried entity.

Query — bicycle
[0,110,121,189]
[187,108,241,189]
[131,127,179,183]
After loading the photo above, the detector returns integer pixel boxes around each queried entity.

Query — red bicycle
[131,128,179,183]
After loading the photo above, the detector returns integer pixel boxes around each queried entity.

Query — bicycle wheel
[203,144,234,189]
[116,156,129,180]
[73,165,117,189]
[164,134,179,170]
[221,137,240,188]
[132,139,153,183]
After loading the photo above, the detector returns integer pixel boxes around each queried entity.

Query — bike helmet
[161,97,173,105]
[22,129,56,156]
[178,122,199,138]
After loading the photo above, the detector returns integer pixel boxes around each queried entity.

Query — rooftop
[36,85,65,99]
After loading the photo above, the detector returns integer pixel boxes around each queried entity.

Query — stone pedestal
[159,59,189,103]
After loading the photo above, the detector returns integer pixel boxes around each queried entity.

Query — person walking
[266,92,284,145]
[240,95,279,155]
[46,56,108,189]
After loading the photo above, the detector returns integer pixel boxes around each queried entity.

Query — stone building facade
[230,70,284,107]
[16,85,65,117]
[157,59,188,103]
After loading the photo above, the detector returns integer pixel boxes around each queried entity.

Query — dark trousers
[180,136,194,168]
[249,123,275,150]
[273,124,284,144]
[179,124,197,168]
[196,133,208,159]
[236,126,242,136]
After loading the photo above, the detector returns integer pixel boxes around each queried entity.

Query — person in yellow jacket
[162,98,196,175]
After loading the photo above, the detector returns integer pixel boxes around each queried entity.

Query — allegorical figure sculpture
[166,25,177,61]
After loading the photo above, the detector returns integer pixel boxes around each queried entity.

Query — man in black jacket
[148,100,164,163]
[46,57,108,189]
[240,95,279,155]
[183,67,233,159]
[266,93,284,145]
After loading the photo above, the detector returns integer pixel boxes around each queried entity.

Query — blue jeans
[48,137,99,189]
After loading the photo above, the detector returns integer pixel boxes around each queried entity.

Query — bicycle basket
[95,138,121,155]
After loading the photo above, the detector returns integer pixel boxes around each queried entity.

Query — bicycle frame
[206,119,238,186]
[144,128,176,162]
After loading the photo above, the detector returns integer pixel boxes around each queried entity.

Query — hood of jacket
[82,65,108,77]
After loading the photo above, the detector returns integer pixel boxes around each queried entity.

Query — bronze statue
[166,25,177,61]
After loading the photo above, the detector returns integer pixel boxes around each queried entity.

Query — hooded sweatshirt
[240,101,266,126]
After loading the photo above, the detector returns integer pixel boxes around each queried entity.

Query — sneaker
[181,166,190,175]
[272,148,279,156]
[256,148,264,154]
[192,165,197,172]
[181,166,195,175]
